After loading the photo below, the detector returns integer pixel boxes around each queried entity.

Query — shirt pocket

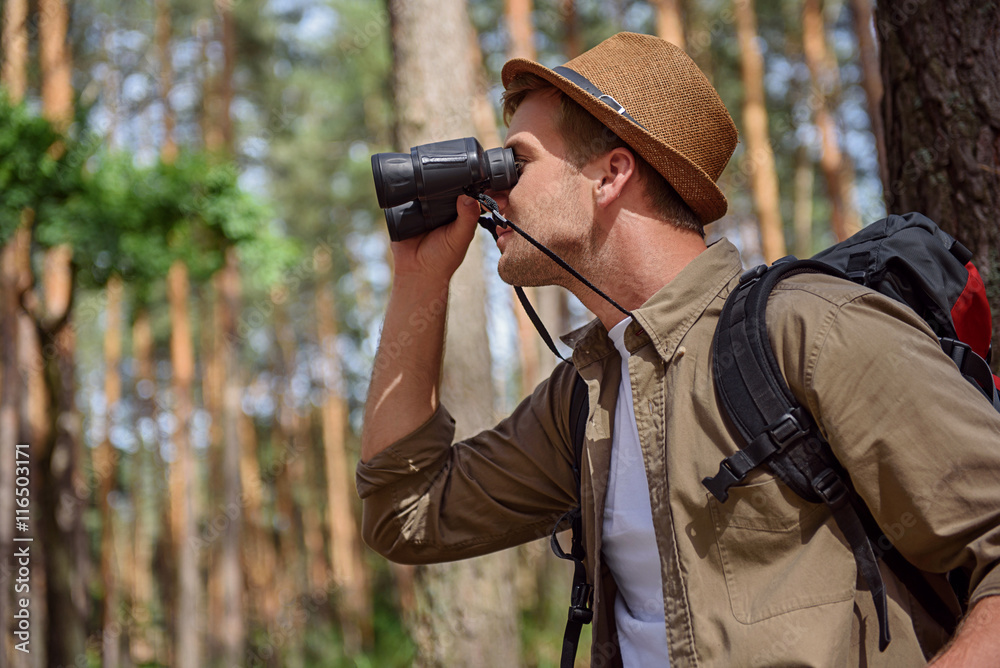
[708,475,857,624]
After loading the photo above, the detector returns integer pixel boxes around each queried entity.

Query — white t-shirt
[602,317,670,666]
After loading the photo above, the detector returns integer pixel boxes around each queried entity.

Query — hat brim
[502,58,728,224]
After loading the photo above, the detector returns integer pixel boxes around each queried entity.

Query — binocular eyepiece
[371,137,519,241]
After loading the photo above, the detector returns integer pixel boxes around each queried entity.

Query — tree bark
[219,1,236,152]
[39,0,72,127]
[0,4,27,656]
[215,247,246,666]
[15,211,45,668]
[315,247,372,653]
[1,0,28,101]
[389,0,521,663]
[167,259,201,667]
[653,0,686,50]
[561,0,581,59]
[36,245,87,668]
[156,0,178,163]
[848,0,887,197]
[129,308,160,665]
[38,3,87,664]
[505,0,535,60]
[877,0,1000,357]
[97,275,124,668]
[793,143,815,258]
[734,0,786,262]
[273,301,328,594]
[802,0,861,241]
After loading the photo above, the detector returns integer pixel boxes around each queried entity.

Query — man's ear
[593,147,637,208]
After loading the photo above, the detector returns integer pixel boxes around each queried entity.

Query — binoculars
[371,137,519,241]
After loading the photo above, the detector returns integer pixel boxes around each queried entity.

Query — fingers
[444,194,480,250]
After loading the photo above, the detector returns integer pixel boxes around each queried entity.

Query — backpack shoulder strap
[706,259,896,648]
[551,371,593,668]
[704,259,846,501]
[706,259,961,647]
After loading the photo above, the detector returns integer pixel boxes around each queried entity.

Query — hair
[502,73,703,235]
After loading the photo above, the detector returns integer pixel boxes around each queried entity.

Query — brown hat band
[551,66,646,130]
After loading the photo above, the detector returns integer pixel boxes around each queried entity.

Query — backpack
[555,212,997,666]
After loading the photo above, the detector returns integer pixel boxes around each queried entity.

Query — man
[358,32,1000,666]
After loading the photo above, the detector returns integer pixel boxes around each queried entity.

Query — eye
[514,158,526,175]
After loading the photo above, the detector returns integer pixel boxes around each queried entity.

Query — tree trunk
[389,0,521,663]
[793,144,815,258]
[561,0,581,59]
[848,0,887,197]
[505,0,535,60]
[38,2,87,664]
[734,0,786,262]
[167,259,201,667]
[0,235,19,666]
[39,0,72,127]
[129,308,160,665]
[219,1,236,153]
[156,0,178,163]
[97,275,124,668]
[315,247,372,653]
[274,298,328,594]
[218,247,246,665]
[15,212,45,668]
[876,0,1000,357]
[802,0,861,241]
[36,246,87,668]
[0,4,28,655]
[1,0,28,101]
[653,0,686,50]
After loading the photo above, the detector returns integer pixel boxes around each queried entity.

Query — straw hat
[502,32,738,224]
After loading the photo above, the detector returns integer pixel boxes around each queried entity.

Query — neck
[567,213,708,331]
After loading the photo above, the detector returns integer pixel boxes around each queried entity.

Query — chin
[498,257,543,288]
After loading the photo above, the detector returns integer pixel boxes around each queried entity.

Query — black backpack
[555,212,998,666]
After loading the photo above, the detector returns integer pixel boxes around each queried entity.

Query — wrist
[390,271,451,298]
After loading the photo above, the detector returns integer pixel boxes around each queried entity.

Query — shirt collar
[561,238,744,367]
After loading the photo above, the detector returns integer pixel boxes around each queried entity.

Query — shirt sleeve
[768,277,1000,607]
[356,360,581,565]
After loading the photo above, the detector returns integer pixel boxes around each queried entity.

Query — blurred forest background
[0,0,997,666]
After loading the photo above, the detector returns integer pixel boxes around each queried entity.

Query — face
[489,92,595,288]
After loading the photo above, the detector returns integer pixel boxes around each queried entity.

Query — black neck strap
[475,193,632,321]
[552,66,646,130]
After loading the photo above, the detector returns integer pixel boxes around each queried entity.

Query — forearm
[928,595,1000,666]
[360,275,451,463]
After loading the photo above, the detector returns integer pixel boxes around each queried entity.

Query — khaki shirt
[357,239,1000,667]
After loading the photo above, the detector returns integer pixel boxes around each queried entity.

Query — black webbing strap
[809,467,891,650]
[478,211,566,361]
[476,193,632,319]
[513,285,567,361]
[552,372,593,668]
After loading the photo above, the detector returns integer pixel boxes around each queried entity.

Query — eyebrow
[504,137,533,155]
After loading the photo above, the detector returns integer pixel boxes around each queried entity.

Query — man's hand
[927,595,1000,667]
[391,194,482,282]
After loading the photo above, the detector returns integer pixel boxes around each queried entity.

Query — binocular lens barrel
[371,153,418,209]
[371,137,519,241]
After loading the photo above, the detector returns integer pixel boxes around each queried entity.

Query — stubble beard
[496,170,586,289]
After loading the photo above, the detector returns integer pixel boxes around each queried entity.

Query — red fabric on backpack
[951,261,992,360]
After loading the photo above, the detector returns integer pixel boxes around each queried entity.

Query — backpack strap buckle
[703,408,813,502]
[812,468,849,509]
[568,582,594,624]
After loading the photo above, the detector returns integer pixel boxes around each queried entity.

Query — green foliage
[0,89,65,242]
[2,88,295,298]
